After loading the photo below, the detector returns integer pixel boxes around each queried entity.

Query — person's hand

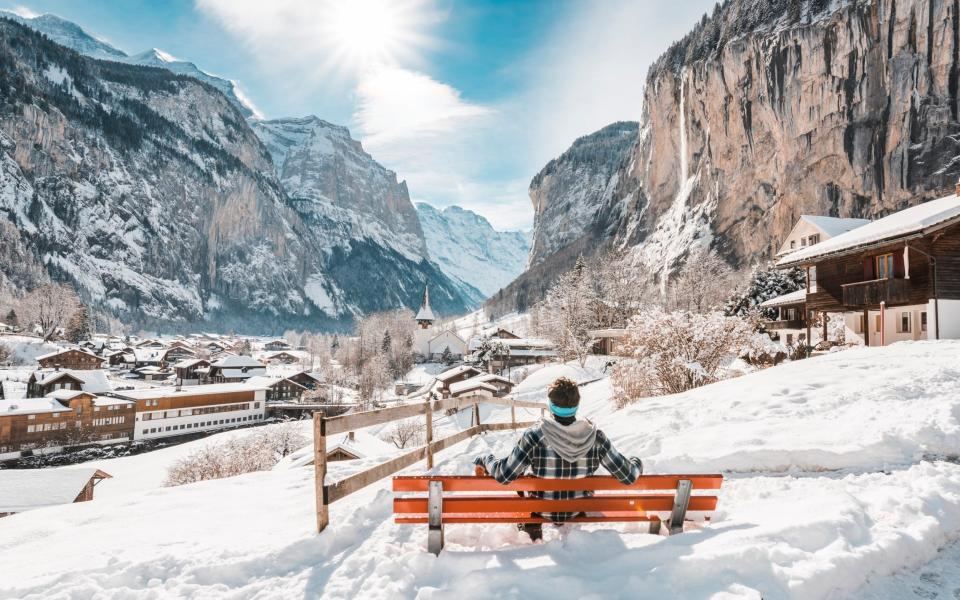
[474,464,488,476]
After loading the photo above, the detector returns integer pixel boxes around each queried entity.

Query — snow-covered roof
[32,369,112,394]
[759,289,808,308]
[475,373,514,386]
[173,358,208,369]
[779,195,960,265]
[211,355,264,368]
[799,215,873,237]
[328,431,395,460]
[218,368,262,380]
[35,347,101,362]
[0,397,67,416]
[0,468,111,513]
[110,382,268,400]
[133,348,166,363]
[468,337,554,351]
[429,330,466,344]
[245,375,306,390]
[449,380,499,395]
[45,389,92,401]
[435,365,482,382]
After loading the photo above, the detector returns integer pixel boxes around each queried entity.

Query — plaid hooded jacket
[474,420,643,523]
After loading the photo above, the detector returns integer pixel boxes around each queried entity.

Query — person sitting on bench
[473,376,643,541]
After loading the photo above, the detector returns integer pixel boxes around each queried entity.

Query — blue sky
[6,0,716,230]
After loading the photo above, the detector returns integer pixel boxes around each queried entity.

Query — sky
[4,0,716,230]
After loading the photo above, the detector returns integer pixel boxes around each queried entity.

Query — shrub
[611,309,777,407]
[164,424,309,487]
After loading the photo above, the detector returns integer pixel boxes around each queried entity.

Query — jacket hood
[540,418,597,462]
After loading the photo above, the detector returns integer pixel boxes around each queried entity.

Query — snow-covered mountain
[0,11,259,118]
[416,203,529,301]
[0,19,471,331]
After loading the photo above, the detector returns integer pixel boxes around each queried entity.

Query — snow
[0,396,66,415]
[112,382,268,399]
[799,215,872,237]
[780,194,960,265]
[758,288,807,308]
[0,468,105,513]
[2,342,960,598]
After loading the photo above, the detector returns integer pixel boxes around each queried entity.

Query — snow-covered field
[2,341,960,599]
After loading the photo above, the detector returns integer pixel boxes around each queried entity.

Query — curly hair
[547,377,580,409]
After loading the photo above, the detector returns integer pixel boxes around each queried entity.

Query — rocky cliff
[0,19,470,331]
[493,0,960,315]
[416,203,530,301]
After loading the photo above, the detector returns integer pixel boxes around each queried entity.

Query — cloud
[6,5,39,18]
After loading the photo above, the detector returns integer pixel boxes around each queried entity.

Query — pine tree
[381,330,392,354]
[725,264,806,318]
[65,304,91,343]
[440,346,454,365]
[5,309,17,328]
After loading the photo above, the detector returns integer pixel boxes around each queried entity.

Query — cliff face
[622,0,960,270]
[493,0,960,316]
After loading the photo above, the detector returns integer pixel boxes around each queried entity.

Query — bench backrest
[393,474,723,493]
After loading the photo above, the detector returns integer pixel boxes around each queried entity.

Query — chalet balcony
[841,278,913,308]
[764,319,805,330]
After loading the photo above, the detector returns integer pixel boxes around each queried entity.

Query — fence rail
[314,393,545,532]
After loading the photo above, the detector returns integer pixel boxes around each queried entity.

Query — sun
[323,0,434,72]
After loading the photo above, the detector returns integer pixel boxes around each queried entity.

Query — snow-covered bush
[0,343,10,365]
[611,309,776,406]
[164,424,309,487]
[380,419,426,449]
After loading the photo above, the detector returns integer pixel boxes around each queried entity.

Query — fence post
[314,412,328,533]
[425,398,434,469]
[473,402,481,429]
[511,401,516,429]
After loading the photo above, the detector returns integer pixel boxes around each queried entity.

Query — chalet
[326,431,395,462]
[588,328,629,355]
[777,215,871,256]
[264,339,291,351]
[0,392,135,459]
[135,339,166,349]
[425,330,468,361]
[208,356,266,383]
[757,289,811,346]
[778,192,960,346]
[245,375,307,402]
[467,336,556,370]
[36,348,105,370]
[133,347,168,369]
[173,358,211,386]
[288,371,326,390]
[110,382,268,441]
[0,321,10,333]
[0,468,112,517]
[27,369,111,398]
[434,365,483,397]
[264,351,305,365]
[106,350,136,368]
[131,366,173,382]
[490,328,521,340]
[164,344,197,364]
[448,373,514,399]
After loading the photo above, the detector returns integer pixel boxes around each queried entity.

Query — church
[412,287,468,362]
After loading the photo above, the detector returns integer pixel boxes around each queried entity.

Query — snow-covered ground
[2,341,960,599]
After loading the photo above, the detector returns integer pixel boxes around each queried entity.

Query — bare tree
[0,343,10,365]
[18,283,80,341]
[534,257,597,367]
[381,419,426,449]
[666,248,741,314]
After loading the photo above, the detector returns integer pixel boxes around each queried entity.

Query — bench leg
[667,479,692,535]
[649,519,661,535]
[427,480,444,555]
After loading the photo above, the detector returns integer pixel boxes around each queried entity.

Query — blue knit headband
[548,400,578,417]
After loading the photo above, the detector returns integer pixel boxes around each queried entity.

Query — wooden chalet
[778,192,960,345]
[36,348,105,370]
[757,289,809,346]
[0,392,135,459]
[208,356,266,383]
[245,375,308,402]
[173,358,211,386]
[264,339,291,351]
[434,365,483,397]
[27,369,111,398]
[0,468,112,517]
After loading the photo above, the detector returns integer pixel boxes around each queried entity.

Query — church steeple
[414,285,435,328]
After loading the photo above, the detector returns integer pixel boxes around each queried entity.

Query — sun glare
[324,0,432,71]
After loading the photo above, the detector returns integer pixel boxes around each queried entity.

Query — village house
[777,192,960,346]
[110,382,267,442]
[587,328,629,355]
[287,371,326,391]
[133,347,168,369]
[448,373,515,399]
[173,358,211,386]
[263,339,291,352]
[245,375,308,402]
[0,392,135,460]
[26,369,111,398]
[467,331,556,371]
[263,350,305,365]
[433,365,483,397]
[326,431,396,462]
[208,355,266,383]
[163,344,197,365]
[757,289,811,346]
[0,468,112,517]
[36,348,105,370]
[776,215,872,256]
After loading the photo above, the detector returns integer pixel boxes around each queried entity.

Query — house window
[808,234,820,245]
[801,238,807,247]
[921,312,928,332]
[876,253,894,279]
[27,425,35,433]
[898,312,912,334]
[790,240,796,249]
[807,266,818,293]
[875,315,882,333]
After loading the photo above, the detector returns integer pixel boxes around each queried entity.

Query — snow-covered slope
[3,342,960,598]
[416,203,530,301]
[0,11,259,118]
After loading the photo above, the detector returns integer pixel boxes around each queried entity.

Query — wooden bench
[393,474,723,554]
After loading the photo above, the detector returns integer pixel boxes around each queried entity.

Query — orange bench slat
[392,474,723,492]
[393,494,719,515]
[395,515,664,524]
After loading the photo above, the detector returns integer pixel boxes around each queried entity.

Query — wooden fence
[314,394,544,532]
